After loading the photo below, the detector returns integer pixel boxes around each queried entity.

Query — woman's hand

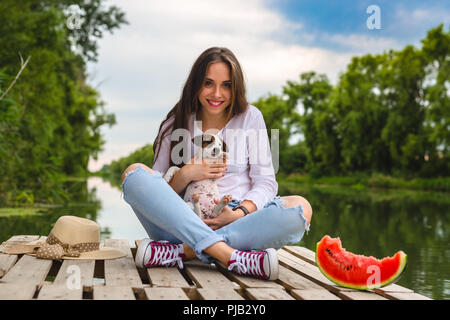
[202,206,244,230]
[181,155,227,183]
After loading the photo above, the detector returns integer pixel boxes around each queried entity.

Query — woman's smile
[207,99,225,107]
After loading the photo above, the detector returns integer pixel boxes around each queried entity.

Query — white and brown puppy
[163,133,232,219]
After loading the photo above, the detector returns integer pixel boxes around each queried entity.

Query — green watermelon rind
[315,240,408,291]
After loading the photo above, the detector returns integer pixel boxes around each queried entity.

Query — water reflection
[280,182,450,300]
[0,177,448,299]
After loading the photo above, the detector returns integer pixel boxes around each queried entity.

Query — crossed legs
[121,163,313,264]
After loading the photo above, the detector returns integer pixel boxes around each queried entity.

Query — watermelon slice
[316,235,407,290]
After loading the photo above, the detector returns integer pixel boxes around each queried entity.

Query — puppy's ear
[201,134,214,148]
[222,139,228,152]
[192,135,204,147]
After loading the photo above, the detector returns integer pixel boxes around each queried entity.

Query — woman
[121,47,312,280]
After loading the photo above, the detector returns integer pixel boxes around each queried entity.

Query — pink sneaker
[227,248,279,280]
[135,239,185,269]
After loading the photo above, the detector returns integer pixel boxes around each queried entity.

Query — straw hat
[3,216,127,260]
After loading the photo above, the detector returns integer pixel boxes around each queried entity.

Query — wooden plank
[246,288,295,300]
[0,283,36,300]
[147,267,191,288]
[0,235,40,253]
[196,288,244,300]
[4,235,40,243]
[0,254,52,286]
[53,259,95,289]
[184,260,238,289]
[291,289,341,300]
[374,283,413,294]
[377,291,432,300]
[0,254,18,278]
[337,291,388,300]
[94,285,136,300]
[283,246,317,265]
[37,284,83,300]
[277,249,356,294]
[277,264,325,291]
[144,287,190,300]
[214,261,283,289]
[104,239,143,288]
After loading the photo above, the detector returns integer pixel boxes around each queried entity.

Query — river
[1,176,448,299]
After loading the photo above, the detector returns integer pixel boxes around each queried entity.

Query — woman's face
[198,61,232,120]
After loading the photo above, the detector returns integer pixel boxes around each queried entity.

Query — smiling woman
[120,47,313,282]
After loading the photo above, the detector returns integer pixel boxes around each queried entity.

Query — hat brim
[62,246,128,260]
[22,246,127,260]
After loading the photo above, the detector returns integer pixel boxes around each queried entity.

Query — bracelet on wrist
[232,205,250,216]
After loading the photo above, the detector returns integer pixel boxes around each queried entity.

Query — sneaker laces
[147,242,184,269]
[227,250,267,278]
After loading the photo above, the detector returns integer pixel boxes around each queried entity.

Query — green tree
[283,72,336,175]
[0,0,127,203]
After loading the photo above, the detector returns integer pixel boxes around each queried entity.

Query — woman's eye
[223,83,232,89]
[204,81,212,87]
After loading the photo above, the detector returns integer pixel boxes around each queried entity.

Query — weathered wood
[245,288,295,300]
[93,285,136,300]
[184,260,237,289]
[53,259,95,289]
[147,266,191,288]
[196,288,244,300]
[277,264,325,291]
[0,235,40,253]
[337,290,389,300]
[104,239,143,288]
[290,289,341,300]
[376,291,432,300]
[0,283,36,300]
[374,283,414,294]
[144,287,189,300]
[282,246,316,265]
[0,254,18,278]
[0,255,52,286]
[215,261,283,289]
[37,284,83,300]
[5,235,40,243]
[0,235,428,300]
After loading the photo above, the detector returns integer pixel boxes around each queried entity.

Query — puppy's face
[192,134,227,159]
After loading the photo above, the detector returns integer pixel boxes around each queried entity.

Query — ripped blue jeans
[121,165,309,263]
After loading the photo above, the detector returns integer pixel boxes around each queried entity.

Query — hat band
[35,232,100,260]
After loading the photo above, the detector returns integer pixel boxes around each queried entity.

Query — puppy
[163,133,232,219]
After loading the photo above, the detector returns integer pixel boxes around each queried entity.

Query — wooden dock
[0,235,431,300]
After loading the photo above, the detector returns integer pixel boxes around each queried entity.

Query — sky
[86,0,449,172]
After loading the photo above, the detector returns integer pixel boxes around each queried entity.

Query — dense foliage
[255,24,449,178]
[0,0,127,204]
[98,144,155,185]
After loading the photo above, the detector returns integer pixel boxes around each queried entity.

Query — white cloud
[323,33,400,54]
[87,0,365,171]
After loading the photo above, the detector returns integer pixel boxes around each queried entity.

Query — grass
[0,207,44,217]
[279,173,450,193]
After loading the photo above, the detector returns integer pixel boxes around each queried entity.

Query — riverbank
[277,173,450,193]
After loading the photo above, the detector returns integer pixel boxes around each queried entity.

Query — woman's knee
[282,195,313,226]
[121,163,155,184]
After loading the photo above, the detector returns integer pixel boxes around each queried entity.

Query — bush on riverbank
[280,173,450,192]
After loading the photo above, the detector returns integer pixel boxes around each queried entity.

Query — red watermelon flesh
[316,235,407,290]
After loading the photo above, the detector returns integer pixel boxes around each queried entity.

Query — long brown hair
[153,47,248,167]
